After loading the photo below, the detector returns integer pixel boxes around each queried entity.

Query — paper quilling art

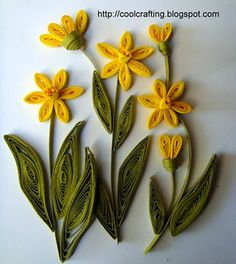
[4,10,217,262]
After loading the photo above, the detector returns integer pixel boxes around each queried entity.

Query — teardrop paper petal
[54,99,70,123]
[128,60,151,77]
[40,34,61,47]
[119,63,131,90]
[119,31,133,50]
[97,43,118,59]
[76,10,88,34]
[131,47,154,60]
[52,69,68,90]
[34,73,51,91]
[167,81,184,101]
[60,87,84,100]
[153,79,167,100]
[61,15,76,34]
[48,23,66,40]
[24,91,46,104]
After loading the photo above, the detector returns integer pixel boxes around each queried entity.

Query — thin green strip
[49,113,55,176]
[164,55,170,89]
[110,78,120,242]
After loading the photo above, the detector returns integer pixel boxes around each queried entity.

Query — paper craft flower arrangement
[4,10,217,263]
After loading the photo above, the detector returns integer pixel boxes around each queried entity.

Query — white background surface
[0,0,236,263]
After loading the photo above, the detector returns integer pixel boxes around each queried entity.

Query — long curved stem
[144,118,192,254]
[164,55,170,88]
[80,48,98,70]
[110,79,121,241]
[168,171,175,215]
[49,113,55,176]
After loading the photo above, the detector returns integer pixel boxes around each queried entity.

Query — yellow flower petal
[149,24,162,44]
[39,99,53,122]
[54,99,70,123]
[159,135,171,159]
[101,60,120,78]
[164,109,179,127]
[171,101,192,114]
[119,31,133,50]
[39,34,61,47]
[119,63,131,90]
[170,135,183,159]
[153,80,167,100]
[131,46,154,60]
[34,73,51,90]
[128,60,151,77]
[24,91,46,104]
[61,15,76,34]
[97,43,118,59]
[76,10,88,34]
[162,23,173,42]
[52,69,68,90]
[147,109,163,129]
[137,95,159,108]
[167,81,184,100]
[60,87,84,100]
[48,23,67,40]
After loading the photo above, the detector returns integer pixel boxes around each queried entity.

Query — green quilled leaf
[92,71,113,134]
[51,121,84,219]
[170,154,217,236]
[113,95,135,151]
[149,178,165,234]
[117,136,150,226]
[4,134,54,231]
[60,148,97,262]
[95,177,117,239]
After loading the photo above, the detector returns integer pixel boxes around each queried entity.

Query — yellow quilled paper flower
[137,79,192,128]
[159,135,183,160]
[149,23,172,44]
[148,23,172,55]
[97,31,154,91]
[24,69,84,123]
[159,134,183,172]
[40,10,88,50]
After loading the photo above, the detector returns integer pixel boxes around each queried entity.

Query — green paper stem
[168,171,175,214]
[49,113,55,176]
[110,79,121,241]
[164,55,170,88]
[144,118,192,254]
[80,48,98,71]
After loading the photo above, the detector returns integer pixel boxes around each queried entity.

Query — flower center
[159,97,172,110]
[44,87,59,100]
[118,48,132,63]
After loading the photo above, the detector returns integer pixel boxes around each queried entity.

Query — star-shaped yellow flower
[24,69,84,123]
[40,10,88,50]
[138,80,192,128]
[97,32,154,91]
